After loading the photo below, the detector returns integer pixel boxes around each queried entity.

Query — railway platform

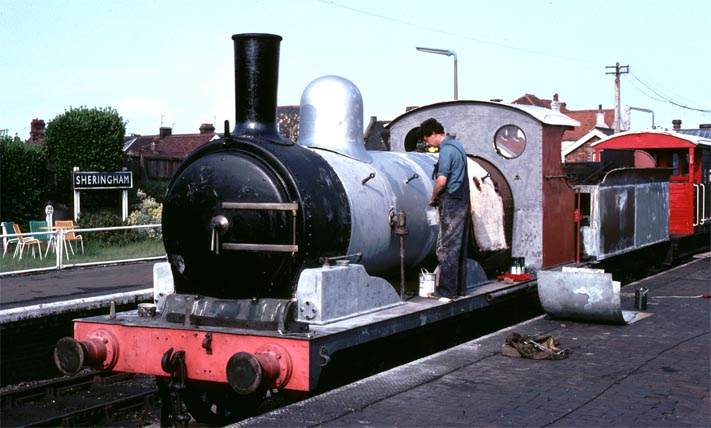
[235,254,711,428]
[0,262,155,386]
[0,261,154,319]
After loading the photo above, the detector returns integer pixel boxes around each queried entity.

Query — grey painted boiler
[298,75,438,277]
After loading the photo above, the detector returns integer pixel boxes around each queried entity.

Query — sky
[2,0,710,139]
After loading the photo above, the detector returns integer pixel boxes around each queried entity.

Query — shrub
[77,211,134,247]
[126,189,162,240]
[0,136,51,223]
[44,106,126,203]
[135,179,169,204]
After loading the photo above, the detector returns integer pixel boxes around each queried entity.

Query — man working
[420,118,471,301]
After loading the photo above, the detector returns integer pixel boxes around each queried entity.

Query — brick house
[122,106,391,181]
[122,107,307,180]
[123,123,220,180]
[25,118,46,146]
[511,94,615,163]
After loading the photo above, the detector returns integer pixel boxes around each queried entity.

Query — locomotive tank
[297,74,438,275]
[162,34,438,301]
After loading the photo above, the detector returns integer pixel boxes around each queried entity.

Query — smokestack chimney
[231,33,289,144]
[551,93,560,112]
[159,126,172,138]
[672,119,682,130]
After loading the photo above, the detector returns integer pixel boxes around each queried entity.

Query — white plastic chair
[1,222,19,258]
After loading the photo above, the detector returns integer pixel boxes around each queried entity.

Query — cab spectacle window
[494,125,526,159]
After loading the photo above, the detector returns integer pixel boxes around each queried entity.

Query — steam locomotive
[53,33,709,426]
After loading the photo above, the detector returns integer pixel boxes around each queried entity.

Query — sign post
[72,168,133,221]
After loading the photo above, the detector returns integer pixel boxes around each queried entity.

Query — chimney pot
[159,126,172,138]
[199,123,216,134]
[672,119,682,130]
[699,123,711,129]
[29,118,46,145]
[596,106,608,127]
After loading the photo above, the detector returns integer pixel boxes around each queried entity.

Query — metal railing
[0,224,165,276]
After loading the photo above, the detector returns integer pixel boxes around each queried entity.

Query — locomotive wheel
[181,382,263,426]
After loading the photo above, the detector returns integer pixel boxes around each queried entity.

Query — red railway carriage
[592,130,711,236]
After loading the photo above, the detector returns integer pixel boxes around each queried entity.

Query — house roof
[124,131,219,159]
[563,109,615,141]
[124,107,302,160]
[511,94,614,142]
[677,127,711,139]
[561,127,615,158]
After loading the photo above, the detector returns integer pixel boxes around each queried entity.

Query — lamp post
[416,46,458,100]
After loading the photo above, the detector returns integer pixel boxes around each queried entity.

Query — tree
[44,106,126,203]
[0,132,51,223]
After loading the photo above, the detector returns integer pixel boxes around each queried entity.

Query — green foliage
[44,106,126,201]
[77,211,134,247]
[0,135,51,223]
[134,179,169,204]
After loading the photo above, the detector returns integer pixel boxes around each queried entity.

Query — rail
[0,371,159,427]
[0,224,165,276]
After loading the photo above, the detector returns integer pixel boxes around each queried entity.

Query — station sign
[73,171,133,190]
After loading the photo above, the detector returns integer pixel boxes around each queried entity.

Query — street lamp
[416,46,458,100]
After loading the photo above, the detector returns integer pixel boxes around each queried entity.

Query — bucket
[419,268,436,297]
[634,287,648,310]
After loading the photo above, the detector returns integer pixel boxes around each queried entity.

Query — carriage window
[494,125,526,159]
[671,152,689,177]
[672,153,680,176]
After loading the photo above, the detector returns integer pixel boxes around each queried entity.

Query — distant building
[122,107,391,181]
[673,119,711,139]
[124,123,220,180]
[511,93,615,163]
[26,118,46,146]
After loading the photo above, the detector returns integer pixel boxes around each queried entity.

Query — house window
[493,125,526,159]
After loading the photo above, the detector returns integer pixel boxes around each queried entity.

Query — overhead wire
[315,0,585,62]
[318,0,710,117]
[627,71,711,113]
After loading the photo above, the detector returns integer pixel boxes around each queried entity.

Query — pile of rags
[501,332,571,360]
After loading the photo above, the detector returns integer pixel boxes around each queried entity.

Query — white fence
[0,224,165,276]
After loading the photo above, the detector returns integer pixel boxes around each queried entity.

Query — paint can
[634,287,648,310]
[137,303,157,317]
[426,206,439,226]
[419,268,436,297]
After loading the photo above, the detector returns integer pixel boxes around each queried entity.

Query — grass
[0,238,166,274]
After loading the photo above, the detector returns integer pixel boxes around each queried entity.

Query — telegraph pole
[606,62,629,133]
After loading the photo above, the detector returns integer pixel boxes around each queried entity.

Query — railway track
[0,371,159,427]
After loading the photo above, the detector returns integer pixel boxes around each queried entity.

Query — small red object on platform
[497,273,532,282]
